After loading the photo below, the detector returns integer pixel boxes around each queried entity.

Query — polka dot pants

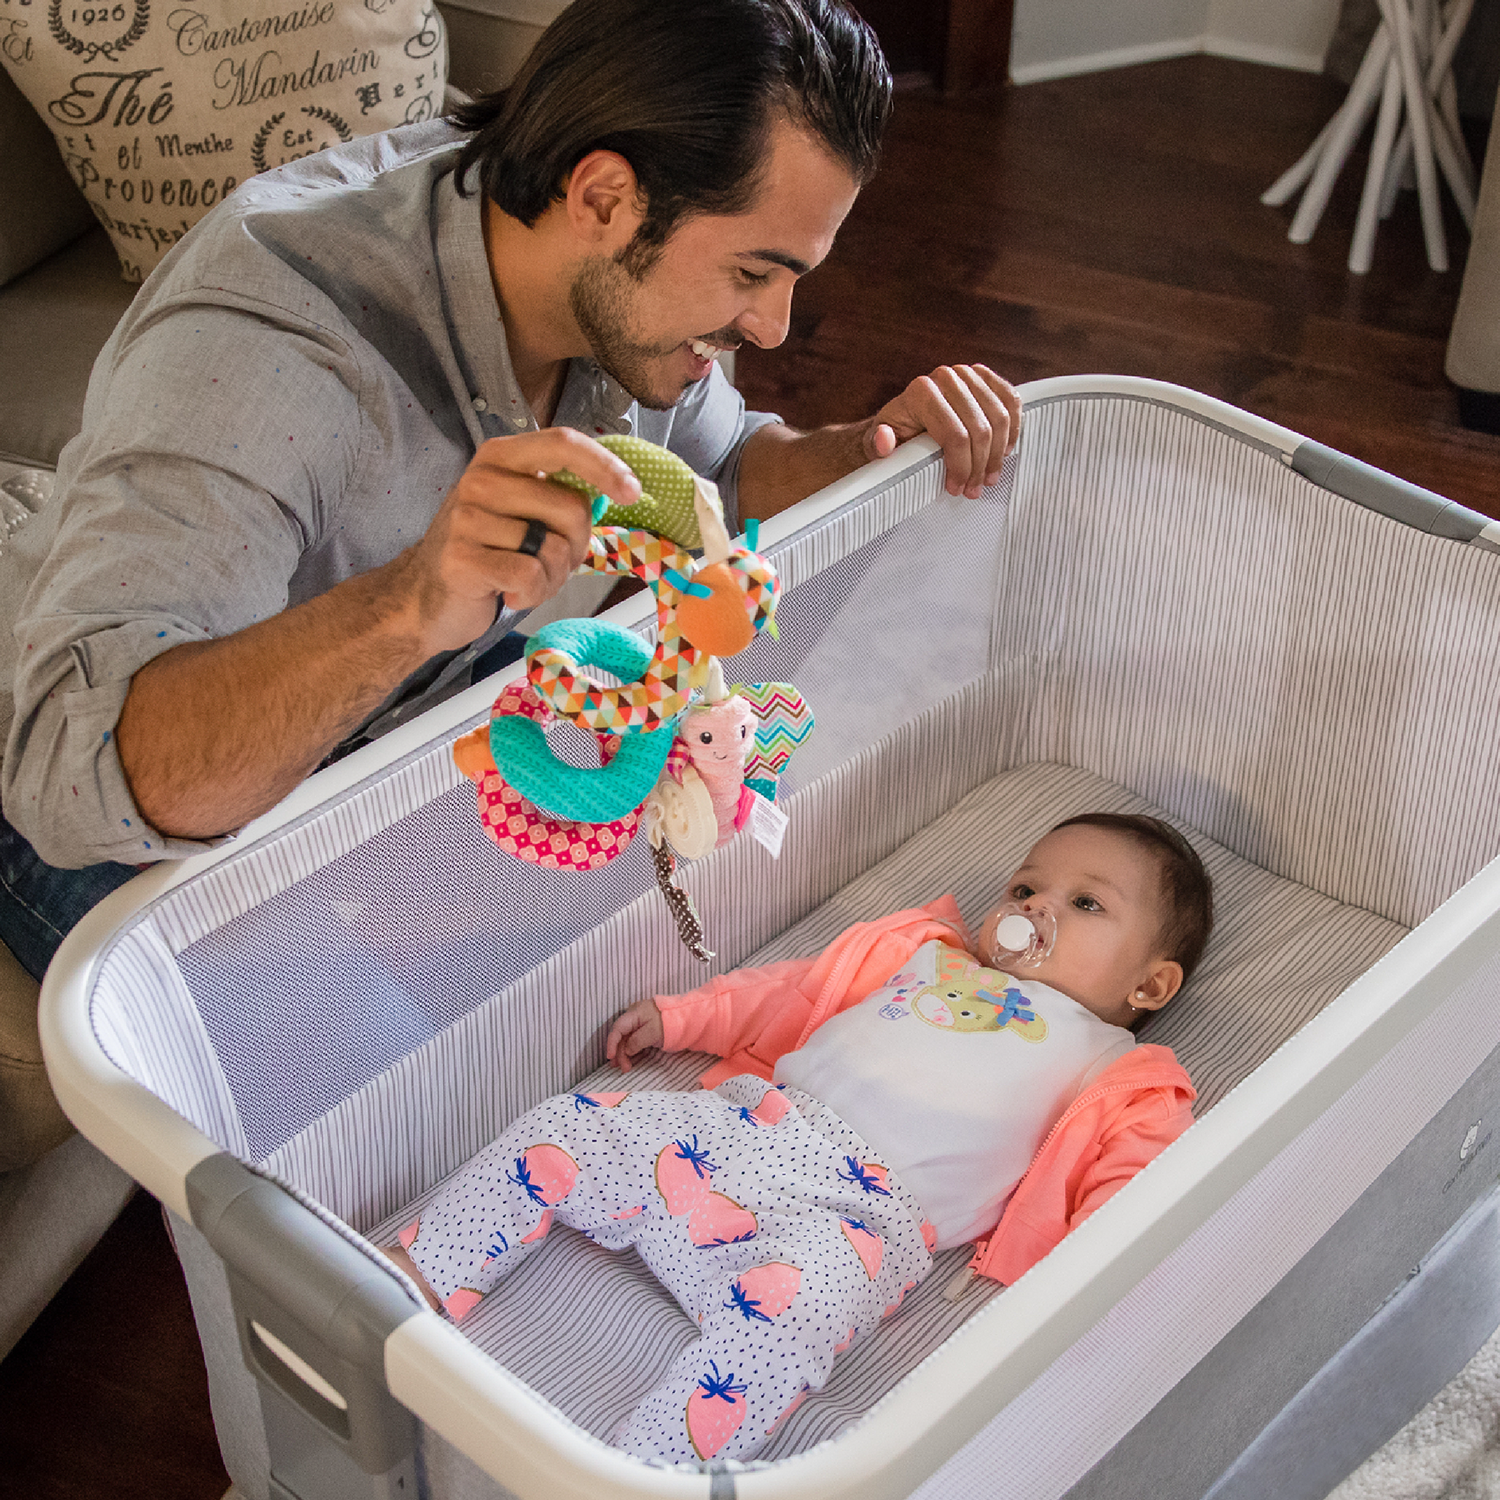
[400,1074,934,1465]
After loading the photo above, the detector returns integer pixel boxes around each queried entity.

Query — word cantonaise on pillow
[1,0,448,281]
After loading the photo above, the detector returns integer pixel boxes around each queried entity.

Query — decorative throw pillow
[0,0,448,282]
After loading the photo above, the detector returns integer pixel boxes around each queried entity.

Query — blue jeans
[0,808,141,981]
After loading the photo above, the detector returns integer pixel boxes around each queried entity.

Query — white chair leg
[1287,27,1392,243]
[1351,55,1406,272]
[1381,0,1448,269]
[1263,27,1389,209]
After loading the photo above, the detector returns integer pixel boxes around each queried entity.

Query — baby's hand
[606,998,664,1072]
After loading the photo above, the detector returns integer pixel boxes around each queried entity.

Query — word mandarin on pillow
[1,0,448,281]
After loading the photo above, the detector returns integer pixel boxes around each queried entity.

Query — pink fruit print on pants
[689,1192,758,1247]
[444,1287,484,1322]
[837,1157,892,1196]
[883,1279,917,1318]
[686,1361,748,1459]
[520,1208,554,1244]
[507,1144,578,1206]
[507,1143,577,1241]
[656,1135,717,1215]
[840,1217,884,1279]
[725,1261,801,1322]
[833,1328,857,1353]
[748,1087,792,1126]
[920,1219,937,1252]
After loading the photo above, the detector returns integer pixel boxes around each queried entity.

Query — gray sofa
[0,0,563,1360]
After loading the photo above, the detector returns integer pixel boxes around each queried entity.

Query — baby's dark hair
[1052,812,1214,986]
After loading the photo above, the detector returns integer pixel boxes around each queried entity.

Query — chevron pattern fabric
[736,682,815,781]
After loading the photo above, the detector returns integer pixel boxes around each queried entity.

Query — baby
[386,811,1210,1465]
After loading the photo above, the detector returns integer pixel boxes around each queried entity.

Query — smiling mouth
[690,337,742,359]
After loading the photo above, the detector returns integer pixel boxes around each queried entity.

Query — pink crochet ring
[457,683,642,870]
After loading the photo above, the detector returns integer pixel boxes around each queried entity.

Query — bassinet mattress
[362,759,1407,1467]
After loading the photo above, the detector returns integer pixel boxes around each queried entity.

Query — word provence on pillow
[0,0,448,281]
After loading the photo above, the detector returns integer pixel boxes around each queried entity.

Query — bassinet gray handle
[1291,440,1500,547]
[187,1153,424,1500]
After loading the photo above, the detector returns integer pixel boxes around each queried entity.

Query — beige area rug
[1329,1323,1500,1500]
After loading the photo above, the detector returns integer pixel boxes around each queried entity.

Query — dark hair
[1052,812,1215,987]
[450,0,891,261]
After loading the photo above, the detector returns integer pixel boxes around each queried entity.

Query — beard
[568,250,690,411]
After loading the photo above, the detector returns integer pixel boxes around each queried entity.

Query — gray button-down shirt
[0,120,778,867]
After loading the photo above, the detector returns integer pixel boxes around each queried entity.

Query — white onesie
[775,939,1134,1249]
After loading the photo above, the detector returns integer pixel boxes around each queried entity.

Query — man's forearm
[114,556,430,840]
[735,421,874,522]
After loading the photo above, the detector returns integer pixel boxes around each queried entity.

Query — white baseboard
[1009,38,1199,85]
[1200,34,1325,73]
[1010,34,1323,85]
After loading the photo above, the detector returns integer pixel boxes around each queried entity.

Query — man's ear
[564,150,645,249]
[1130,959,1183,1014]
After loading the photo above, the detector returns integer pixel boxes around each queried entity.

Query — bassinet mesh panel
[90,464,1006,1158]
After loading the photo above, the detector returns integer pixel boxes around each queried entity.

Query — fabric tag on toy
[748,792,789,858]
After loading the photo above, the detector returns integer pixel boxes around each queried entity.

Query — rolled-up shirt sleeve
[3,298,359,867]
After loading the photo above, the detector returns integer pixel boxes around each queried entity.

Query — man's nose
[739,280,795,350]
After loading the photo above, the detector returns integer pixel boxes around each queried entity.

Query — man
[0,0,1018,981]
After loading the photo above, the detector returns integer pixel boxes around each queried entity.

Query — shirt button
[472,396,488,412]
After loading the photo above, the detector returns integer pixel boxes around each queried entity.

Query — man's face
[569,118,860,410]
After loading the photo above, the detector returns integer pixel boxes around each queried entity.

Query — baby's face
[977,825,1177,1027]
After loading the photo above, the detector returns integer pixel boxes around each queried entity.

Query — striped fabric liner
[90,918,249,1157]
[1003,396,1500,930]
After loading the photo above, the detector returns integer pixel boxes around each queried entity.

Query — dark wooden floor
[738,56,1499,516]
[3,54,1495,1500]
[0,1191,229,1499]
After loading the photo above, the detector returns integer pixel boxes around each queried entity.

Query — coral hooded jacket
[655,896,1197,1286]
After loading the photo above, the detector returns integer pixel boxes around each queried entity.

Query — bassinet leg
[185,1157,426,1500]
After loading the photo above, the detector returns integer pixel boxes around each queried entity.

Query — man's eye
[737,267,772,287]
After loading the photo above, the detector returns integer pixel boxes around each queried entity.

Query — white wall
[1010,0,1342,84]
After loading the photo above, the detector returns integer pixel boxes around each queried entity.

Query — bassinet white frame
[39,375,1500,1500]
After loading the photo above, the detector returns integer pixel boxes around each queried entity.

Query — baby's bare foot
[381,1243,442,1312]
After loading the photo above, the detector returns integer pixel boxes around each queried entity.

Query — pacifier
[983,902,1056,969]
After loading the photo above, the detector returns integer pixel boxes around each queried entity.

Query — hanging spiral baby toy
[454,435,812,957]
